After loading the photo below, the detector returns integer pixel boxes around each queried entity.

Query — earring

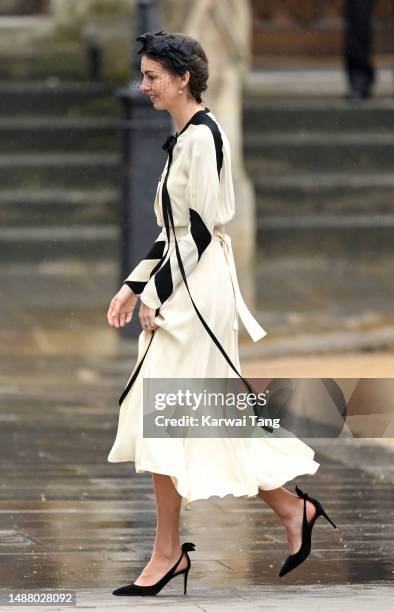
[178,88,183,94]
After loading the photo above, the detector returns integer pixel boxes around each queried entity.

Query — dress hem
[107,454,320,511]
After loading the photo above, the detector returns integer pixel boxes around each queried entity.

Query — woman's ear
[181,70,190,88]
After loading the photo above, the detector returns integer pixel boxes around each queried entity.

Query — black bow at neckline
[161,108,210,155]
[161,134,178,154]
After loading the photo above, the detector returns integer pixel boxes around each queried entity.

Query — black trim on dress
[118,108,273,433]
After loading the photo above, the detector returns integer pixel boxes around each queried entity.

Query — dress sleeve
[122,226,167,295]
[139,127,220,310]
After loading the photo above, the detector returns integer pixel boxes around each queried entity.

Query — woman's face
[139,55,188,109]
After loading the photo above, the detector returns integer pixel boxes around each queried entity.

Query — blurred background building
[1,0,394,355]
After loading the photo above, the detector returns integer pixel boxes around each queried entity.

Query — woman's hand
[139,301,159,332]
[107,284,138,328]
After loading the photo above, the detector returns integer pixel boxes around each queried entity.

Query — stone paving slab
[0,584,393,611]
[1,351,393,611]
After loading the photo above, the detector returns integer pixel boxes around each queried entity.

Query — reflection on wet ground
[0,350,393,610]
[255,254,394,339]
[0,255,393,609]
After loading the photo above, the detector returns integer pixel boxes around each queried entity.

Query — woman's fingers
[149,313,158,330]
[111,312,130,328]
[107,296,116,319]
[139,304,159,331]
[107,295,120,327]
[107,291,136,328]
[138,309,146,330]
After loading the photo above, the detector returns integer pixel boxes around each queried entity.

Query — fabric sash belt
[213,231,267,342]
[167,225,267,342]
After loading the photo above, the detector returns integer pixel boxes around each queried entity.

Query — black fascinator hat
[136,29,196,75]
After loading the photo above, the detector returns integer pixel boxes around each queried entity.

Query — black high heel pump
[279,485,337,577]
[112,542,195,596]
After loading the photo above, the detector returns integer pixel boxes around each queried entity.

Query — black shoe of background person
[345,73,373,100]
[345,86,370,100]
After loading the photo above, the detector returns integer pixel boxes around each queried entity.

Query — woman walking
[107,30,335,597]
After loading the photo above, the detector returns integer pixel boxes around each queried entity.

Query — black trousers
[344,0,376,93]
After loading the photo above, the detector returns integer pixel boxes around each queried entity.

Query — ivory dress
[107,107,320,509]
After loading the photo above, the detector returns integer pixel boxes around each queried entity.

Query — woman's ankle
[278,496,304,524]
[151,543,182,560]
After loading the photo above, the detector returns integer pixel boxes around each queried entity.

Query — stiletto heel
[319,507,337,529]
[112,542,195,596]
[278,485,337,578]
[183,568,189,595]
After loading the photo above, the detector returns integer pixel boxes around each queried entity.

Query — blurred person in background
[344,0,376,99]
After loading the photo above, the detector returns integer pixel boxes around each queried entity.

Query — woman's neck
[172,102,206,135]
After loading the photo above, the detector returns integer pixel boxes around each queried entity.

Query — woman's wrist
[122,282,136,296]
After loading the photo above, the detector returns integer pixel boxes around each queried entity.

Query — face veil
[136,29,197,75]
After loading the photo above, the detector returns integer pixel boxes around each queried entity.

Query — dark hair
[140,33,208,103]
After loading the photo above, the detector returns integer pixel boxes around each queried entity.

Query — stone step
[0,224,119,262]
[0,153,120,188]
[256,214,394,256]
[254,173,394,254]
[1,214,392,264]
[244,67,394,99]
[246,131,394,147]
[0,117,120,152]
[2,178,392,227]
[259,213,394,229]
[3,183,392,229]
[243,98,394,133]
[0,80,119,116]
[0,189,119,226]
[244,132,394,174]
[254,173,394,215]
[0,50,91,80]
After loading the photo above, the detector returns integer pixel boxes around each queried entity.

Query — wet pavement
[1,252,394,610]
[0,344,393,610]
